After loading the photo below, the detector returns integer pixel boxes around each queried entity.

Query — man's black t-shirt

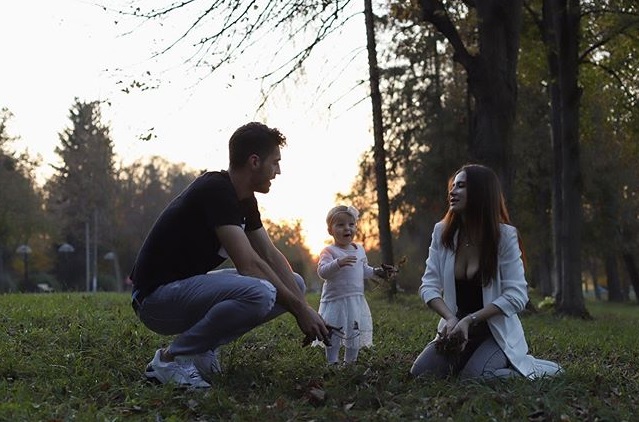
[130,170,262,296]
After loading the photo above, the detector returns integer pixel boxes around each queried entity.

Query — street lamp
[57,243,75,290]
[58,243,75,254]
[104,251,122,292]
[16,244,32,291]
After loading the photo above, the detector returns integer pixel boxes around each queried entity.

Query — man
[130,122,330,388]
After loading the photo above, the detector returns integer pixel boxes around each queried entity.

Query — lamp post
[104,251,122,292]
[57,243,75,290]
[16,244,32,291]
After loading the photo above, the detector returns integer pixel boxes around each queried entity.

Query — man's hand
[297,305,331,347]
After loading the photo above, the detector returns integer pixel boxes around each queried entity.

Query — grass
[1,291,637,421]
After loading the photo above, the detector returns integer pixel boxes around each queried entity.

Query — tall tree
[0,108,45,291]
[364,0,395,296]
[547,0,587,316]
[524,0,639,314]
[45,99,117,291]
[419,0,524,199]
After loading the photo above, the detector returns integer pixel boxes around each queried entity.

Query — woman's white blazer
[419,221,562,379]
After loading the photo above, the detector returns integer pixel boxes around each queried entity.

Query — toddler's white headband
[326,205,359,227]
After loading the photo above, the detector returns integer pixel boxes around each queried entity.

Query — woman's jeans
[134,268,305,356]
[410,336,513,379]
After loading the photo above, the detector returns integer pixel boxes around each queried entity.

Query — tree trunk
[547,0,589,318]
[364,0,395,298]
[604,253,624,302]
[420,0,523,200]
[537,248,554,297]
[534,170,554,297]
[542,0,564,302]
[468,0,523,201]
[588,258,601,300]
[622,253,639,304]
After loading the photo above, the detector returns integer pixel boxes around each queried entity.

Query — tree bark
[469,0,522,200]
[548,0,589,317]
[364,0,395,297]
[604,253,624,302]
[541,0,565,302]
[622,253,639,304]
[420,0,523,200]
[587,257,601,300]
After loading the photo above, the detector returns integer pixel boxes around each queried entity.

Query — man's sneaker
[145,349,211,389]
[192,348,222,382]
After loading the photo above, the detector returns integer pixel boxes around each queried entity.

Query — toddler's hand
[338,255,357,267]
[374,264,398,279]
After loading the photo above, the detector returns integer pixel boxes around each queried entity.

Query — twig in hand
[434,331,465,356]
[302,324,344,347]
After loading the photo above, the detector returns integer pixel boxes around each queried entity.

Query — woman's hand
[440,316,460,338]
[449,317,472,350]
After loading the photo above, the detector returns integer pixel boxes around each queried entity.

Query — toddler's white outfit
[315,243,374,361]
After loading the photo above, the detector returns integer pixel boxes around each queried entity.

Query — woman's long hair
[441,164,512,286]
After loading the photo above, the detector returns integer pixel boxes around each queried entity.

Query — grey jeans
[410,335,514,380]
[135,268,305,356]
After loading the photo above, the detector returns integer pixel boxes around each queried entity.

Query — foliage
[1,292,638,421]
[537,295,556,310]
[0,108,48,292]
[44,99,119,290]
[112,156,201,285]
[264,218,323,291]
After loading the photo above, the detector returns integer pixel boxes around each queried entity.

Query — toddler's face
[328,212,357,247]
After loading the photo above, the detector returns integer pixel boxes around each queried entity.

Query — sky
[0,0,374,256]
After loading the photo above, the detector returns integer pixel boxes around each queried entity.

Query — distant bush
[537,295,556,310]
[0,273,17,292]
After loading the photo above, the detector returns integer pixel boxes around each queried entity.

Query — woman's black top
[455,272,491,339]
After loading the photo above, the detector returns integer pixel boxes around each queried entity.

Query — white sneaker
[191,348,222,382]
[145,349,211,389]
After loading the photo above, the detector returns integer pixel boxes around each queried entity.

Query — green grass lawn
[1,291,637,421]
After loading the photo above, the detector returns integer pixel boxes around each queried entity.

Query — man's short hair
[228,122,287,168]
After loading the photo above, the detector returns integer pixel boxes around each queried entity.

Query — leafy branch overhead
[112,0,360,106]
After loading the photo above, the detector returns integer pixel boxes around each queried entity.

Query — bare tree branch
[581,59,637,111]
[581,6,639,19]
[110,0,362,110]
[523,0,543,31]
[420,0,473,69]
[579,17,639,62]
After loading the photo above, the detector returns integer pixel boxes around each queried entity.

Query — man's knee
[248,280,277,318]
[293,273,306,295]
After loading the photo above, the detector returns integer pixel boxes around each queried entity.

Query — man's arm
[216,225,329,345]
[245,227,305,301]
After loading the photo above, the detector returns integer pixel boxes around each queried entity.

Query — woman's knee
[410,342,452,378]
[410,361,446,378]
[460,338,508,379]
[409,362,424,377]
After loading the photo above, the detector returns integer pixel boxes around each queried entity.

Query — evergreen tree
[0,108,46,292]
[45,99,117,291]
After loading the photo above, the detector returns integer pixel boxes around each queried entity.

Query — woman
[410,164,562,380]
